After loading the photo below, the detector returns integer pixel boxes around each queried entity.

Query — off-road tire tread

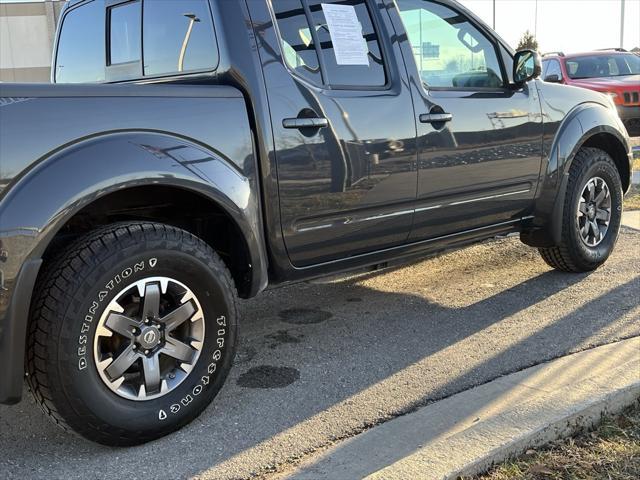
[25,222,237,445]
[538,147,621,272]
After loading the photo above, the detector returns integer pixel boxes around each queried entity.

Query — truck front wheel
[538,147,623,272]
[26,222,238,446]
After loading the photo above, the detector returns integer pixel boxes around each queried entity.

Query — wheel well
[581,133,630,191]
[42,186,253,297]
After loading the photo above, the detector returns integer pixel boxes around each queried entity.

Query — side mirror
[544,74,561,83]
[513,50,542,85]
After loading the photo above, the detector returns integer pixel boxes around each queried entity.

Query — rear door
[248,0,418,267]
[389,0,543,240]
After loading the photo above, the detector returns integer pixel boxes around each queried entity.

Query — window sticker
[321,3,369,66]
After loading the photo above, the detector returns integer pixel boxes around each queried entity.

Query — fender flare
[0,131,268,403]
[1,130,267,271]
[522,102,631,247]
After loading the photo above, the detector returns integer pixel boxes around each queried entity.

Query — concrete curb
[622,210,640,230]
[450,381,639,480]
[280,337,640,480]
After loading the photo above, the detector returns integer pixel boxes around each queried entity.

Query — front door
[390,0,543,240]
[250,0,418,267]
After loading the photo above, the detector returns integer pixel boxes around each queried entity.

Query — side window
[108,1,141,65]
[272,0,323,86]
[396,0,504,89]
[143,0,218,76]
[272,0,387,88]
[307,0,386,87]
[56,0,218,83]
[55,1,106,83]
[566,60,578,77]
[543,59,562,80]
[607,58,620,76]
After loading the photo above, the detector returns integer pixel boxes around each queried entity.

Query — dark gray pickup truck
[0,0,633,445]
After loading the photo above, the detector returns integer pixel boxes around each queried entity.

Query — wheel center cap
[587,204,596,220]
[138,326,162,349]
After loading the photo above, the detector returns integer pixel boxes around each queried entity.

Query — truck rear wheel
[26,222,238,446]
[538,147,623,272]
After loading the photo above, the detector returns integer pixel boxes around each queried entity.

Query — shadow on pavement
[0,235,638,480]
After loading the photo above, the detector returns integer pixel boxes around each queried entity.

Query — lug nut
[144,350,150,355]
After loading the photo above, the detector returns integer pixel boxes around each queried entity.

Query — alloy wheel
[577,176,611,247]
[94,276,205,401]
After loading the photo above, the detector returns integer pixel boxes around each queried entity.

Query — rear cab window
[55,0,106,83]
[144,0,218,76]
[55,0,219,83]
[109,1,141,65]
[272,0,388,89]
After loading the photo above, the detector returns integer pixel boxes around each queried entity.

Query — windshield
[566,53,640,79]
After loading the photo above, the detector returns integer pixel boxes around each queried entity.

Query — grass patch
[626,184,640,211]
[474,403,640,480]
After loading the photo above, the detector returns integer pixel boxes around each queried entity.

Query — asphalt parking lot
[1,229,639,480]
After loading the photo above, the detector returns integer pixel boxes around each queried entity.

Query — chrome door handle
[419,113,453,124]
[282,117,329,129]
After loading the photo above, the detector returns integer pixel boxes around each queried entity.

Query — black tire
[538,147,623,272]
[26,222,238,446]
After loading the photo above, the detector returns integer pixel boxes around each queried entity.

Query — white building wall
[0,0,65,82]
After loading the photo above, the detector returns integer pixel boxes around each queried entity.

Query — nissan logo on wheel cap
[143,330,157,345]
[138,325,162,349]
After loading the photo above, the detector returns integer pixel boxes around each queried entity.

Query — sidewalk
[623,210,640,230]
[278,337,640,480]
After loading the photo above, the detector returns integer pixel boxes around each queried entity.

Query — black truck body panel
[0,0,632,404]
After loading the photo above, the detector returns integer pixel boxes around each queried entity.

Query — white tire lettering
[163,315,228,417]
[78,260,156,371]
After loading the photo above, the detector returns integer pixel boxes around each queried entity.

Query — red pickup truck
[541,49,640,137]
